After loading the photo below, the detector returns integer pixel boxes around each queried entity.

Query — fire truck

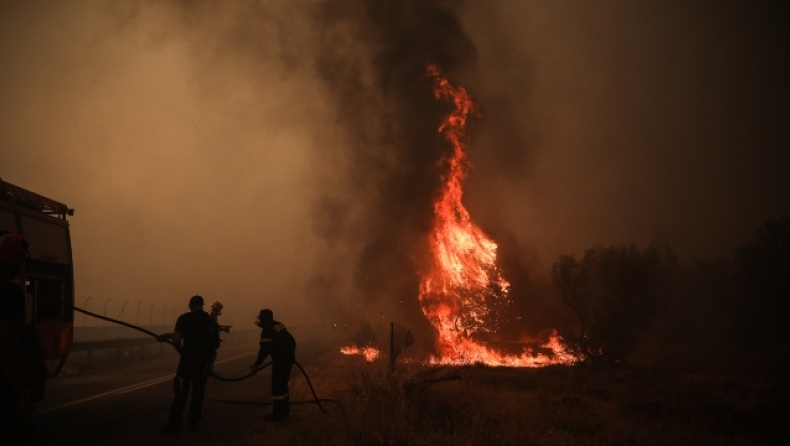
[1,177,74,375]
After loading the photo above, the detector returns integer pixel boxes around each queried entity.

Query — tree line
[549,217,790,371]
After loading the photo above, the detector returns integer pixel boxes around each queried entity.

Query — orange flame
[341,346,380,362]
[419,65,572,367]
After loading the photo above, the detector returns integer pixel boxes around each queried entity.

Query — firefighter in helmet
[209,301,223,323]
[0,232,32,443]
[250,308,296,421]
[209,301,230,334]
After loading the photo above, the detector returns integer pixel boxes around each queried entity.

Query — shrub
[550,244,672,365]
[351,319,379,349]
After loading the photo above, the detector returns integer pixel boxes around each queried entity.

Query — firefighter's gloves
[154,333,182,353]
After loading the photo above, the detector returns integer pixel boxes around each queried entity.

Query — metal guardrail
[68,324,327,363]
[73,337,159,351]
[71,337,161,363]
[70,329,261,363]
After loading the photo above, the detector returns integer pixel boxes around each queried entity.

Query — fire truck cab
[1,177,74,374]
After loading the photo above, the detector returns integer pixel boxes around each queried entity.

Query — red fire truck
[1,177,74,374]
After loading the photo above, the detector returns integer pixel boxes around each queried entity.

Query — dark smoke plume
[308,0,481,339]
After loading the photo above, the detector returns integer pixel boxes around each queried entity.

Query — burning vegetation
[340,346,379,362]
[418,65,570,366]
[342,65,572,367]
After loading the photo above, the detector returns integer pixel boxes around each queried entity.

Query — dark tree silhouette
[551,244,672,365]
[652,258,736,358]
[731,217,790,355]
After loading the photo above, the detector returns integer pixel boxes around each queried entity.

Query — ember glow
[419,65,572,367]
[340,346,380,362]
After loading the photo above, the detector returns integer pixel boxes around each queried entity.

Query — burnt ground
[243,347,789,446]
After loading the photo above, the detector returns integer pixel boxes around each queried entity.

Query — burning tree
[417,65,571,367]
[315,1,573,367]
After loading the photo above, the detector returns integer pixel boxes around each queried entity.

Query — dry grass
[246,350,789,445]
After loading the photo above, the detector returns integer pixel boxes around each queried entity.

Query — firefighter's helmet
[256,308,273,327]
[0,232,29,269]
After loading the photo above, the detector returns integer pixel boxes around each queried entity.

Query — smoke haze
[1,1,787,334]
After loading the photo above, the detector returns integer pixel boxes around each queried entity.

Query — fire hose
[68,305,334,414]
[204,361,336,414]
[69,305,182,352]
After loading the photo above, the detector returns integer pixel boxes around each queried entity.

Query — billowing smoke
[305,0,480,339]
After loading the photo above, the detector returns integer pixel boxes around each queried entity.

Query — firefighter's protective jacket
[254,320,296,365]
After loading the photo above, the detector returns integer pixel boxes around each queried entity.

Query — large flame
[338,65,572,367]
[419,65,572,367]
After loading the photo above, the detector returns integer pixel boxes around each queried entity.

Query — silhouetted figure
[209,301,230,333]
[159,295,220,433]
[250,308,296,421]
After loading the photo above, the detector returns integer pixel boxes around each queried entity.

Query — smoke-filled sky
[1,1,788,329]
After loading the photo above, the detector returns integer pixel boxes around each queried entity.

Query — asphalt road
[31,325,342,446]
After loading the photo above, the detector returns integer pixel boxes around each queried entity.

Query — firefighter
[206,301,225,372]
[158,295,221,433]
[0,232,32,444]
[250,308,296,421]
[209,301,222,323]
[209,301,230,333]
